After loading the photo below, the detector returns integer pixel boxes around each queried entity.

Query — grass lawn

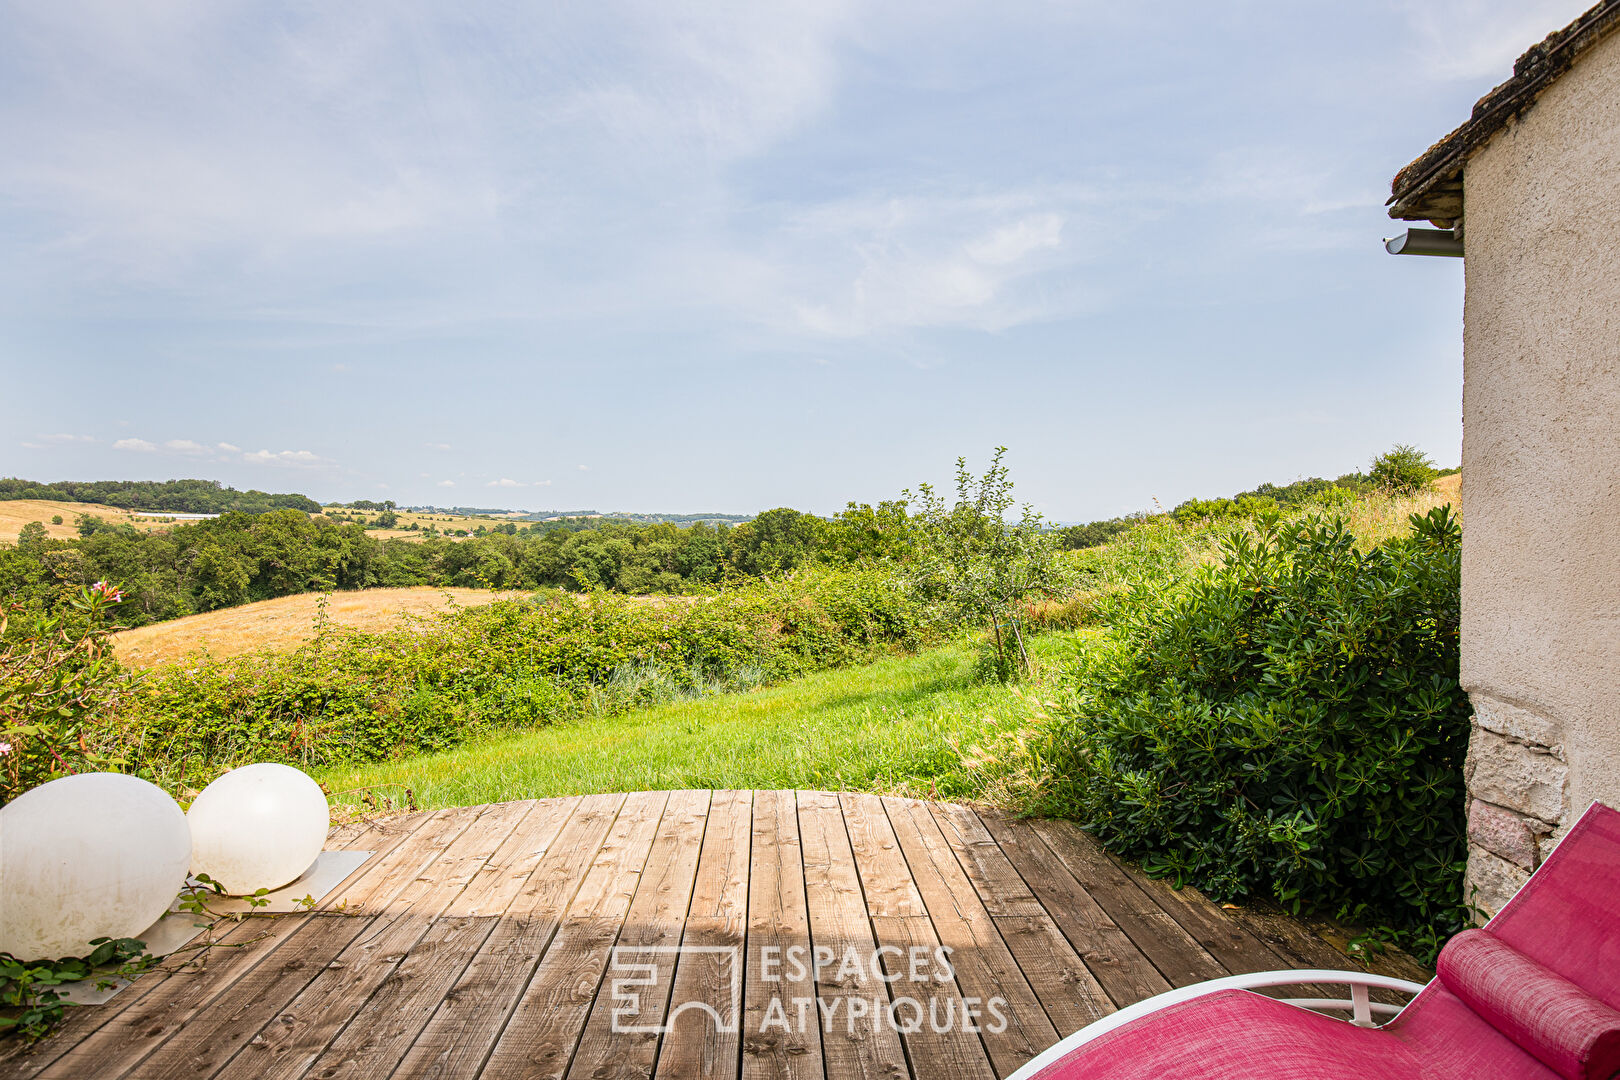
[317,631,1087,808]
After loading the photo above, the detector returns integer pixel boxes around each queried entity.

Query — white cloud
[782,191,1091,337]
[965,214,1065,266]
[0,1,855,287]
[39,433,95,443]
[577,464,590,471]
[437,479,456,487]
[0,2,1129,344]
[241,448,328,468]
[107,436,300,464]
[424,442,452,451]
[1398,0,1593,81]
[486,478,525,488]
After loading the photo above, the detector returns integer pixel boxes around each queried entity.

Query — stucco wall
[1457,26,1620,916]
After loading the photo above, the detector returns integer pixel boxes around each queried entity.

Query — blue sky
[0,0,1590,519]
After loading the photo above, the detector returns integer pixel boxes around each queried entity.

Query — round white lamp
[0,773,192,961]
[187,763,330,895]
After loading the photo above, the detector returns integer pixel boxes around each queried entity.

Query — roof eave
[1387,0,1620,222]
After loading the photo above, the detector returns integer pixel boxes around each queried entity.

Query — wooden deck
[0,792,1430,1080]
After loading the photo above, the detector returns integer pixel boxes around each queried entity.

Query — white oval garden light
[0,773,191,961]
[187,763,329,895]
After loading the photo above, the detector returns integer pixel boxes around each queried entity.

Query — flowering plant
[0,582,135,804]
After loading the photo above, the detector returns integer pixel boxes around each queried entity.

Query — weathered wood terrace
[0,791,1430,1080]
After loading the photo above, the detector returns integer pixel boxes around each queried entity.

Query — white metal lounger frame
[1005,969,1429,1080]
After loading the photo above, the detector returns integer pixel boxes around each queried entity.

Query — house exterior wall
[1457,26,1620,917]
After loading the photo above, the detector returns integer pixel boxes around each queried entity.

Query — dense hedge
[111,568,927,782]
[1038,507,1469,944]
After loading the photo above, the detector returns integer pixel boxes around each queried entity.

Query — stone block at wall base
[1463,726,1568,824]
[1464,844,1532,923]
[1471,694,1564,753]
[1467,798,1548,869]
[1537,815,1575,867]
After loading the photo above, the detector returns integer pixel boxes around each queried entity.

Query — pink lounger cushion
[1021,802,1620,1080]
[1025,989,1418,1080]
[1027,986,1563,1080]
[1437,929,1620,1080]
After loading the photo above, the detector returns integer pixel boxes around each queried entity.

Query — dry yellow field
[318,507,542,542]
[110,587,521,667]
[0,499,184,542]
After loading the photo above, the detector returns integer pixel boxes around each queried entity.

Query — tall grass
[315,632,1085,810]
[1057,483,1462,620]
[117,483,1461,811]
[109,566,930,791]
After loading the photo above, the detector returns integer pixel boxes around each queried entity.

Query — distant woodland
[1,504,919,628]
[0,458,1450,632]
[0,477,320,514]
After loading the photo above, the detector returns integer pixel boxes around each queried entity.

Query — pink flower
[0,741,11,756]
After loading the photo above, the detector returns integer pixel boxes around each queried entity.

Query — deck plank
[795,791,912,1080]
[0,792,1437,1080]
[655,789,754,1080]
[392,794,627,1080]
[1213,902,1429,1008]
[1027,818,1229,987]
[1093,848,1291,975]
[479,790,670,1080]
[0,814,415,1080]
[1083,846,1351,1005]
[34,808,474,1080]
[881,796,1060,1078]
[841,794,1000,1080]
[291,915,499,1080]
[134,802,528,1080]
[566,790,711,1080]
[929,803,1113,1038]
[212,799,542,1080]
[740,789,822,1080]
[446,798,580,918]
[974,810,1172,1008]
[926,804,1043,918]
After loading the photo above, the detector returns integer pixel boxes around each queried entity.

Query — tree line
[2,447,1450,633]
[0,477,321,515]
[0,503,923,629]
[1165,446,1456,524]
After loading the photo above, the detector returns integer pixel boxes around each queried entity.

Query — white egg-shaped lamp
[0,773,192,961]
[187,763,329,895]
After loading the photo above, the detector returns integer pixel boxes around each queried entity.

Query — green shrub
[1,584,134,805]
[1057,517,1135,550]
[1037,507,1468,946]
[1369,444,1438,496]
[111,568,930,784]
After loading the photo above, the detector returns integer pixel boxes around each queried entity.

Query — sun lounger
[1009,801,1620,1080]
